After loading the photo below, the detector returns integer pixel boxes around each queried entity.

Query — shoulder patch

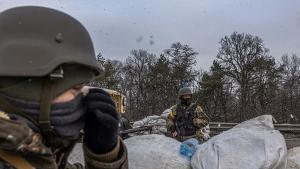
[170,105,177,111]
[196,106,204,112]
[0,111,10,120]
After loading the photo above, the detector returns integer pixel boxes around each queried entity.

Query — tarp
[191,115,287,169]
[124,134,191,169]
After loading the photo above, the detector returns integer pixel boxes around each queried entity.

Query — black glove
[84,88,119,154]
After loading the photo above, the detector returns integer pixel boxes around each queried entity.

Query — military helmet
[0,6,102,137]
[0,6,101,76]
[178,87,192,97]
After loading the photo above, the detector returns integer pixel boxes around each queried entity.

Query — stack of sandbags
[124,134,191,169]
[132,115,167,135]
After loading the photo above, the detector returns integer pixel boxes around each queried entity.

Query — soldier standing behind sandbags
[167,87,210,142]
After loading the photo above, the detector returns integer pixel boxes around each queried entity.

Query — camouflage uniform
[0,112,128,169]
[167,103,209,142]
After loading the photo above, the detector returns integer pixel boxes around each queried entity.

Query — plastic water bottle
[180,138,199,158]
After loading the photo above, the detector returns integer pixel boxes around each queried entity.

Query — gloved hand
[169,125,176,133]
[83,88,119,154]
[201,125,211,141]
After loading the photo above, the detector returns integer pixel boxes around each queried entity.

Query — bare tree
[197,61,236,122]
[122,49,156,119]
[280,54,300,122]
[216,32,271,121]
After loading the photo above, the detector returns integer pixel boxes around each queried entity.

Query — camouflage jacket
[167,103,209,141]
[0,112,128,169]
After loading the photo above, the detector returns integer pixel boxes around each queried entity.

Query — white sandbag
[132,116,167,135]
[124,134,191,169]
[287,147,300,169]
[132,115,163,127]
[161,108,172,120]
[192,115,287,169]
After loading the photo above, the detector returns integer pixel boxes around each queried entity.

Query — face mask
[181,97,192,106]
[2,94,85,139]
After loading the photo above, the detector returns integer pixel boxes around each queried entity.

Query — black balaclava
[180,95,192,106]
[0,65,96,139]
[3,93,85,139]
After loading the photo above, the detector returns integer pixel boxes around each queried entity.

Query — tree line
[90,32,300,123]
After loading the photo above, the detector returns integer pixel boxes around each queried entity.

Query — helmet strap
[39,66,64,134]
[39,77,55,144]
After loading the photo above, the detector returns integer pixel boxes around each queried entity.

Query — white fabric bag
[191,115,287,169]
[125,134,191,169]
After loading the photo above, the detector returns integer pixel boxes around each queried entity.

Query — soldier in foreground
[167,87,210,142]
[0,6,127,169]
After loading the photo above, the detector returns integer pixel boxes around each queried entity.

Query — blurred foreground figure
[0,6,127,169]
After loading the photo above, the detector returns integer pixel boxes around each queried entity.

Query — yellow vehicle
[101,88,132,138]
[84,86,126,114]
[102,88,126,114]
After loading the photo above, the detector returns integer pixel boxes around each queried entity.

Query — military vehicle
[102,88,126,114]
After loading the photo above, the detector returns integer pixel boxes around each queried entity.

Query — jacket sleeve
[167,105,176,120]
[193,106,209,129]
[83,137,128,169]
[166,106,177,132]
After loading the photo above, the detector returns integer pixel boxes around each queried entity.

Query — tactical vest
[174,103,197,137]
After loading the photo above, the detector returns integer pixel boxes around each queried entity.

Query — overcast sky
[1,0,299,70]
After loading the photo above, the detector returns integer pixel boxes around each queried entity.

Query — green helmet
[0,6,102,135]
[178,87,192,97]
[0,6,102,101]
[0,6,101,76]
